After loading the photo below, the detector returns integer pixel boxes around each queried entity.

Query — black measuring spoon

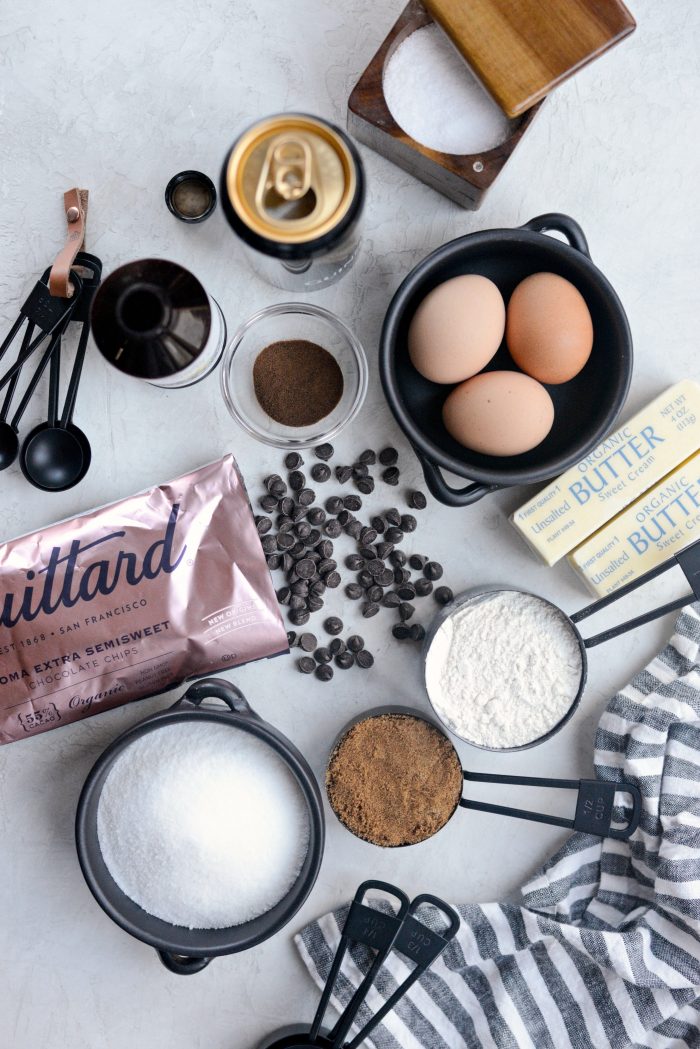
[20,328,65,487]
[1,329,64,471]
[19,254,101,491]
[0,321,36,469]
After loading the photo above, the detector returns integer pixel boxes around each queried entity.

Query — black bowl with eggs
[379,213,633,506]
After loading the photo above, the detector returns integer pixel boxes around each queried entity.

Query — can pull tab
[257,135,317,222]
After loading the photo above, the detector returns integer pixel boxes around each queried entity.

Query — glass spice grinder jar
[220,113,365,292]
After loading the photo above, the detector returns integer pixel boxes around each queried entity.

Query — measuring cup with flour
[425,538,700,751]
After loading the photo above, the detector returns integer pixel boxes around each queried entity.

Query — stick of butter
[510,380,700,566]
[569,450,700,595]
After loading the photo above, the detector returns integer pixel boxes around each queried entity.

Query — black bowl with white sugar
[424,589,585,751]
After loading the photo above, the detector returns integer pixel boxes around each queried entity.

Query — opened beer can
[221,113,365,292]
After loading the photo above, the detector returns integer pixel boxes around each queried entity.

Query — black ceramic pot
[75,678,325,974]
[379,213,633,506]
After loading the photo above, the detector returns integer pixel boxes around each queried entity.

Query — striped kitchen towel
[296,603,700,1048]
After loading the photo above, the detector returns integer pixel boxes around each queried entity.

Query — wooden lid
[422,0,636,117]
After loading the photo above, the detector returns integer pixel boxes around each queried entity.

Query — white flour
[425,590,582,748]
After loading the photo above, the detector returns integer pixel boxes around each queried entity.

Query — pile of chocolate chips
[255,443,453,681]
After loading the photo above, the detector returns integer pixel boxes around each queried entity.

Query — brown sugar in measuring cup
[326,710,463,846]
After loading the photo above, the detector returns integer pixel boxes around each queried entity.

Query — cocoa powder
[253,339,344,427]
[326,713,463,847]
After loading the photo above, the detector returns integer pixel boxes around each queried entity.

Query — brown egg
[408,274,505,384]
[506,272,594,384]
[443,371,555,457]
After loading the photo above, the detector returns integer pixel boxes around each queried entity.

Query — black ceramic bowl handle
[519,213,590,257]
[417,450,501,507]
[157,950,212,975]
[177,677,257,717]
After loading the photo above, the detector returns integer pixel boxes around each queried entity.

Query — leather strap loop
[49,188,89,298]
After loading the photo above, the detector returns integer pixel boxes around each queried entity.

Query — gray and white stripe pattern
[296,603,700,1048]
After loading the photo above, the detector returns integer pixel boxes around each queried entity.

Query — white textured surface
[1,2,699,1047]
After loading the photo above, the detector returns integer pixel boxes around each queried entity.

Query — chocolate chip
[359,449,376,465]
[415,578,433,598]
[310,580,326,596]
[299,632,317,652]
[289,470,305,491]
[292,505,308,522]
[315,539,334,558]
[362,601,379,618]
[281,554,294,573]
[358,570,373,588]
[325,571,341,589]
[307,594,325,612]
[385,508,401,527]
[315,646,332,663]
[311,463,331,483]
[367,558,385,578]
[295,558,316,579]
[329,637,346,656]
[324,519,342,538]
[315,663,334,682]
[352,463,369,479]
[360,526,378,545]
[264,473,283,491]
[434,586,453,605]
[295,521,312,540]
[359,545,377,561]
[324,616,343,635]
[335,465,353,484]
[399,602,415,621]
[318,558,338,576]
[277,532,295,551]
[285,452,303,470]
[345,520,362,540]
[347,635,365,652]
[389,548,406,566]
[298,488,315,506]
[291,580,309,596]
[255,515,272,535]
[276,515,294,532]
[346,554,365,570]
[276,586,291,604]
[325,496,343,515]
[370,515,386,534]
[289,595,306,610]
[356,649,374,669]
[314,443,334,461]
[262,535,277,554]
[298,656,315,673]
[385,527,404,544]
[424,561,443,581]
[336,508,352,526]
[379,447,398,466]
[366,584,383,603]
[397,583,416,600]
[410,624,426,642]
[286,630,297,647]
[408,490,427,510]
[401,514,417,533]
[270,479,287,498]
[410,554,428,570]
[392,624,411,640]
[394,567,410,585]
[343,494,362,512]
[276,497,293,517]
[376,541,394,560]
[266,553,282,570]
[383,591,401,608]
[307,529,321,546]
[335,651,355,669]
[260,494,278,513]
[289,541,307,558]
[345,583,364,600]
[379,568,395,587]
[382,467,400,486]
[356,477,375,495]
[289,608,310,626]
[307,507,326,526]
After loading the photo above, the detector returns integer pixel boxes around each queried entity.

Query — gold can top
[225,115,358,245]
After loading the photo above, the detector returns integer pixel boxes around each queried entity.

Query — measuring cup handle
[157,950,211,975]
[175,678,258,718]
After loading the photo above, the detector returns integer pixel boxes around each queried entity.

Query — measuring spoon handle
[10,327,63,430]
[0,323,35,422]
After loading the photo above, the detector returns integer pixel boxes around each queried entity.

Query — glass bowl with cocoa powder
[221,303,368,448]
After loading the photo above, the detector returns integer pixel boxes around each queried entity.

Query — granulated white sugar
[383,24,512,155]
[97,722,310,929]
[425,591,583,748]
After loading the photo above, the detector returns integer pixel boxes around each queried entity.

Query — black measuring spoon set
[259,881,459,1049]
[0,252,101,490]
